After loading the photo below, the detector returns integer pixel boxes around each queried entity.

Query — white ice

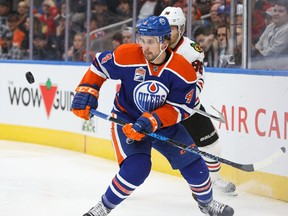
[0,140,287,216]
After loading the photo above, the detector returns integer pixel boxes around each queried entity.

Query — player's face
[138,36,161,61]
[170,26,179,44]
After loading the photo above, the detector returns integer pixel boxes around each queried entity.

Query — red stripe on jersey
[190,180,212,192]
[112,177,132,195]
[208,163,221,169]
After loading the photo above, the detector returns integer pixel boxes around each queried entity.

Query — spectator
[32,32,59,60]
[182,2,202,20]
[86,15,105,41]
[92,0,118,27]
[138,0,158,21]
[183,3,211,37]
[216,3,243,25]
[209,2,222,32]
[85,14,107,52]
[115,0,132,21]
[17,0,29,32]
[55,13,76,59]
[254,0,288,57]
[216,24,230,67]
[20,16,42,58]
[65,33,93,62]
[7,12,25,48]
[0,0,10,45]
[35,0,59,37]
[111,32,123,50]
[195,0,213,16]
[70,0,86,33]
[194,25,219,67]
[252,0,272,45]
[232,24,243,67]
[121,26,132,43]
[0,30,22,59]
[264,7,274,27]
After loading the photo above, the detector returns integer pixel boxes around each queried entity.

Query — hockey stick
[90,109,286,172]
[194,105,226,123]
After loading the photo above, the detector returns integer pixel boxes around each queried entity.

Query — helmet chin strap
[150,42,168,64]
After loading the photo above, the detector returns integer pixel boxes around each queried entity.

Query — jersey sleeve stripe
[94,53,111,79]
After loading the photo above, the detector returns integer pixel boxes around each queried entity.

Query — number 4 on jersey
[185,89,194,103]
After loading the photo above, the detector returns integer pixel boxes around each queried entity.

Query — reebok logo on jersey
[133,81,168,112]
[134,67,146,82]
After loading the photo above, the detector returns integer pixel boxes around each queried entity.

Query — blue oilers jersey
[78,43,197,128]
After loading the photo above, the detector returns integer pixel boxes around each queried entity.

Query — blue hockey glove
[133,112,161,133]
[71,84,99,120]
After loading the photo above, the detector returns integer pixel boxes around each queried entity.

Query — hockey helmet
[137,16,171,42]
[160,6,186,30]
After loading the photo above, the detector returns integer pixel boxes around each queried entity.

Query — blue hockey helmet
[137,16,171,42]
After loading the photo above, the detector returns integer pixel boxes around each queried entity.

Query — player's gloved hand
[122,123,145,141]
[71,84,99,120]
[122,112,161,141]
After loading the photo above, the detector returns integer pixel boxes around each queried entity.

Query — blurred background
[1,0,287,70]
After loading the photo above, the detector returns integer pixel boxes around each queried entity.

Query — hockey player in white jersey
[160,6,237,196]
[72,15,234,216]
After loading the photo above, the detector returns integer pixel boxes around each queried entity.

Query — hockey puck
[25,71,35,84]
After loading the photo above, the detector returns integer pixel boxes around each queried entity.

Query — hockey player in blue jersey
[160,6,237,196]
[71,16,234,216]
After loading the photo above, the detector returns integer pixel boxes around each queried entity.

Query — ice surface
[0,140,287,216]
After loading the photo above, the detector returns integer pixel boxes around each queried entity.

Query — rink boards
[0,60,287,202]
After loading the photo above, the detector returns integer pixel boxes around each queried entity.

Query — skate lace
[207,200,226,214]
[89,202,111,216]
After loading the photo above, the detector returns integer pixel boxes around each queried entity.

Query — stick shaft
[90,109,285,172]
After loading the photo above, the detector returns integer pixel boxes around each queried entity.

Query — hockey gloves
[122,112,161,141]
[71,84,99,120]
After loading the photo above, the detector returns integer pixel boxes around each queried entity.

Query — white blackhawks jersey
[172,36,205,109]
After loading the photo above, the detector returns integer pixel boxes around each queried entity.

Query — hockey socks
[102,153,151,209]
[179,158,213,204]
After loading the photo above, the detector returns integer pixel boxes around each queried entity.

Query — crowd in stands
[0,0,287,70]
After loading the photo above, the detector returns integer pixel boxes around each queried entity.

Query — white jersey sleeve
[175,37,205,109]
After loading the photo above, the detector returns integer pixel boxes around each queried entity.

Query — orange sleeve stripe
[115,96,128,113]
[111,115,125,165]
[153,104,178,127]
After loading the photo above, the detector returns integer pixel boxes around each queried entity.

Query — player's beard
[144,51,157,62]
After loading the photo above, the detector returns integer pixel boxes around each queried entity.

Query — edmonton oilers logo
[133,81,168,112]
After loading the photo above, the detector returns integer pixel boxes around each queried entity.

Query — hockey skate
[83,201,111,216]
[198,199,234,216]
[213,178,237,196]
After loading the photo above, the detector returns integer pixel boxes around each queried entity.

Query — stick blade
[252,147,286,171]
